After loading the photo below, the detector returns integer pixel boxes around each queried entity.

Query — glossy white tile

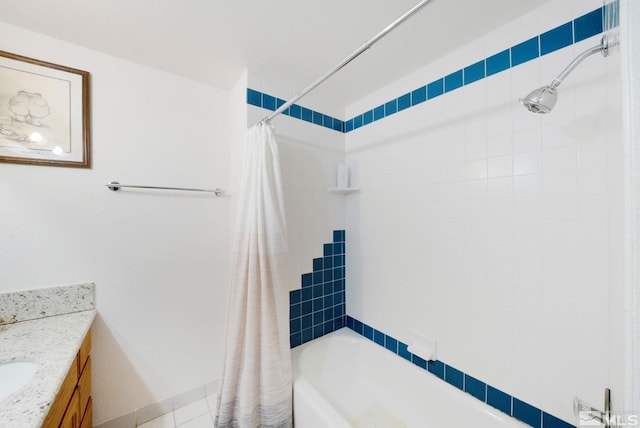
[487,155,513,178]
[138,413,174,428]
[178,414,214,428]
[135,397,219,428]
[513,151,542,175]
[174,400,209,426]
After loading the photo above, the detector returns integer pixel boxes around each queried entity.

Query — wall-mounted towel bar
[106,181,226,197]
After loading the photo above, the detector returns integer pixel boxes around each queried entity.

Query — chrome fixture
[574,388,612,428]
[520,35,611,114]
[258,0,435,125]
[106,181,226,196]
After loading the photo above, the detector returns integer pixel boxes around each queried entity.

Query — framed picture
[0,50,91,168]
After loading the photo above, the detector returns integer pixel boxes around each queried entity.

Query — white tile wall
[344,0,624,423]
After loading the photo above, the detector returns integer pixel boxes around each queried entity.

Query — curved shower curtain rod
[257,0,436,126]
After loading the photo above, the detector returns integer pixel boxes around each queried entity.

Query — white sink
[0,361,38,403]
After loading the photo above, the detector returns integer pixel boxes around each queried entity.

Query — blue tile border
[340,4,612,131]
[464,60,486,85]
[488,385,513,415]
[427,78,444,99]
[345,316,576,428]
[511,36,540,67]
[574,7,604,43]
[246,88,345,133]
[486,49,511,77]
[411,86,427,106]
[514,398,543,428]
[543,412,576,428]
[444,69,463,93]
[289,230,346,348]
[541,22,574,55]
[444,364,464,389]
[464,374,487,402]
[247,4,614,135]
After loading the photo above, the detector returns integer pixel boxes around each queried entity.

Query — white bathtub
[291,328,528,427]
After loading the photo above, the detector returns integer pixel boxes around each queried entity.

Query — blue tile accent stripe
[345,316,576,428]
[488,385,512,416]
[246,5,614,134]
[574,7,604,42]
[464,374,487,401]
[464,60,485,85]
[340,4,612,131]
[427,78,444,99]
[411,86,427,106]
[514,398,543,428]
[541,23,574,55]
[486,49,511,77]
[444,69,463,93]
[511,36,540,66]
[289,230,346,348]
[246,88,345,133]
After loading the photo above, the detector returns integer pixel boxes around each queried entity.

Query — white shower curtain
[215,123,292,428]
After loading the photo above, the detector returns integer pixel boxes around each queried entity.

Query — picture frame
[0,50,91,168]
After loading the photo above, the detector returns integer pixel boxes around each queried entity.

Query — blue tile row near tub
[290,230,346,348]
[343,5,609,132]
[246,4,613,136]
[345,316,575,428]
[247,88,345,133]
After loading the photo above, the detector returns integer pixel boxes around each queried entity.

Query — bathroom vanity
[42,329,92,428]
[0,283,95,428]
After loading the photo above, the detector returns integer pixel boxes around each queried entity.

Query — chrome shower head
[520,84,558,114]
[520,35,611,114]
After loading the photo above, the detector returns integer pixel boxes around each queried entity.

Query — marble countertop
[0,309,96,428]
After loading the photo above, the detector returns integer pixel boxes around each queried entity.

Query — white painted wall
[344,0,626,424]
[0,22,232,424]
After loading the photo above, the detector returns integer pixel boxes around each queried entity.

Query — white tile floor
[137,395,218,428]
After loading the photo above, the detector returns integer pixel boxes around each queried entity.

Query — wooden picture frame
[0,50,91,168]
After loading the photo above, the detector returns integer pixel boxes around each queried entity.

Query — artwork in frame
[0,50,91,168]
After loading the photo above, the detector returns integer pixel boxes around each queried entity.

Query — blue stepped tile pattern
[247,3,615,135]
[289,230,346,348]
[345,316,576,428]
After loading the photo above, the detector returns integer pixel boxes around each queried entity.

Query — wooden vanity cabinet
[43,329,92,428]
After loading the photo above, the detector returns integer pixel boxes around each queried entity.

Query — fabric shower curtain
[215,123,292,428]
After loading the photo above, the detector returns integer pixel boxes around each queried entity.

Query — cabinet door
[42,356,79,428]
[78,357,91,418]
[78,330,91,374]
[80,398,92,428]
[59,390,80,428]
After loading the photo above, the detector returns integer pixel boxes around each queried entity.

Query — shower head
[520,35,611,114]
[520,85,558,114]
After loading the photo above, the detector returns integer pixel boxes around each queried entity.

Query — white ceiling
[0,0,548,109]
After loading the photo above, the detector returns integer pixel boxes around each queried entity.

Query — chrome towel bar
[106,181,226,197]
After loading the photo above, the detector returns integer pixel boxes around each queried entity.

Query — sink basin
[0,361,38,403]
